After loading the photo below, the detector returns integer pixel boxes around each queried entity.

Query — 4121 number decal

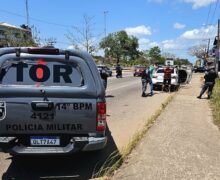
[31,112,55,120]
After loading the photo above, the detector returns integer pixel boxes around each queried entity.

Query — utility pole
[104,11,108,37]
[216,19,220,72]
[207,38,210,57]
[217,19,220,61]
[25,0,30,27]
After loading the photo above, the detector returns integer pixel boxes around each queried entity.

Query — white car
[152,67,179,91]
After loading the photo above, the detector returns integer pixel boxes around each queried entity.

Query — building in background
[0,22,32,47]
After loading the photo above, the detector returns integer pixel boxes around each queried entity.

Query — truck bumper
[0,136,107,155]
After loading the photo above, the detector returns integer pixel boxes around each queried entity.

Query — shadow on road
[105,95,115,98]
[2,125,119,180]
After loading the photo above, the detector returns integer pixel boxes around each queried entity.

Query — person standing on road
[163,65,172,92]
[197,66,217,99]
[116,64,122,78]
[98,68,109,90]
[149,64,156,96]
[141,66,150,97]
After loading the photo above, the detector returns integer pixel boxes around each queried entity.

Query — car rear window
[157,69,174,73]
[0,58,84,87]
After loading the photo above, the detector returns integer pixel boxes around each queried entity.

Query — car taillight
[96,102,106,132]
[28,48,59,55]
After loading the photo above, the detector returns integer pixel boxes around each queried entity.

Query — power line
[201,0,219,44]
[201,3,212,40]
[25,0,29,26]
[210,0,219,26]
[0,9,24,18]
[204,0,219,45]
[205,3,212,27]
[0,8,70,28]
[103,11,108,37]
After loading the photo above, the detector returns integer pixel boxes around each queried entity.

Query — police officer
[99,68,109,90]
[116,64,122,78]
[141,66,150,97]
[149,64,156,96]
[197,66,217,99]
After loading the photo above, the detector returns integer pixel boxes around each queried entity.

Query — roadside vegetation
[92,94,175,179]
[210,78,220,127]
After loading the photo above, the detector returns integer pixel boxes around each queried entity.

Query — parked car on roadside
[193,66,207,73]
[152,67,179,91]
[133,65,146,77]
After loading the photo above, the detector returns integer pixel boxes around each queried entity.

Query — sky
[0,0,219,63]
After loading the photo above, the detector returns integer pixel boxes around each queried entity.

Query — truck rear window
[0,59,84,87]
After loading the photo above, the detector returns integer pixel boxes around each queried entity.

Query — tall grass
[210,79,220,127]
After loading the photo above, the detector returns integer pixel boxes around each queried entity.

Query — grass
[92,94,175,179]
[210,79,220,127]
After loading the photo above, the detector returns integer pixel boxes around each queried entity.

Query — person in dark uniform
[141,66,150,97]
[197,66,217,99]
[116,64,122,78]
[98,68,109,90]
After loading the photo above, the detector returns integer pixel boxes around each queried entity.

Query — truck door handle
[31,101,54,111]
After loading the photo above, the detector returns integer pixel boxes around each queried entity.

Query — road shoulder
[112,74,220,180]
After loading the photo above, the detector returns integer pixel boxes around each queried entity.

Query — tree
[66,15,97,54]
[162,52,176,59]
[2,25,57,48]
[3,29,36,47]
[99,30,139,64]
[41,37,57,47]
[148,46,164,64]
[126,36,139,60]
[188,44,207,59]
[174,58,191,65]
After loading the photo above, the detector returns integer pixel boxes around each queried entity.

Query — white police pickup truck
[0,47,107,155]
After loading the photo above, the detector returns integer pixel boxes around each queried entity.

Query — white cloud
[174,23,186,29]
[182,0,217,9]
[149,42,159,47]
[152,25,217,61]
[138,38,150,51]
[137,38,160,50]
[125,25,152,36]
[161,40,177,50]
[159,25,216,52]
[180,25,216,39]
[137,25,216,54]
[139,38,150,44]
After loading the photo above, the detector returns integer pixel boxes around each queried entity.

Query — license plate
[30,136,60,146]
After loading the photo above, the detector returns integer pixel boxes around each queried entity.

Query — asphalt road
[0,72,171,180]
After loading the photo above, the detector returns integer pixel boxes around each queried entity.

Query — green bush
[211,79,220,127]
